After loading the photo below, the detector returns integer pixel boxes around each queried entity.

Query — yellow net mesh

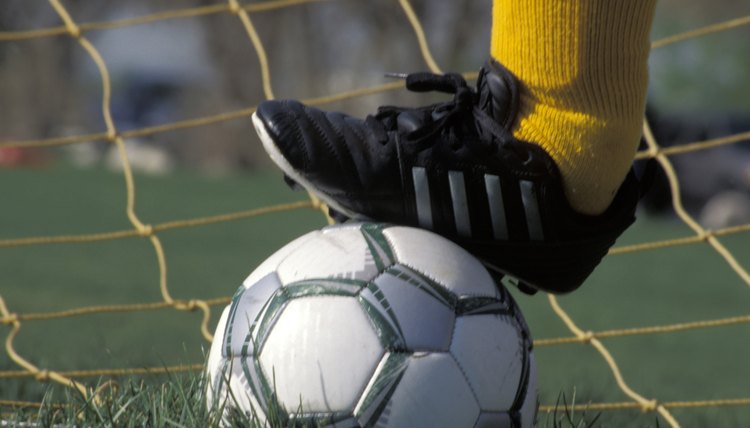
[1,1,750,426]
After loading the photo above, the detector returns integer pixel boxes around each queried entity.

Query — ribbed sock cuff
[490,0,656,214]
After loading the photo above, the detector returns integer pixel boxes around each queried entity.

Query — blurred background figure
[643,106,750,228]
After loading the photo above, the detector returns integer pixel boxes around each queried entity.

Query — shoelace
[365,72,515,155]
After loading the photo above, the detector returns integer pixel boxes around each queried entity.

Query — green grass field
[2,164,750,426]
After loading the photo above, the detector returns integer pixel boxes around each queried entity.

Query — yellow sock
[491,0,656,215]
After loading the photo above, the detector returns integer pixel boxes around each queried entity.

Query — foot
[251,60,641,294]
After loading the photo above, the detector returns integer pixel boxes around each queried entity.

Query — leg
[491,0,657,215]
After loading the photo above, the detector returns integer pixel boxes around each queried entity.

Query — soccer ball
[206,223,537,427]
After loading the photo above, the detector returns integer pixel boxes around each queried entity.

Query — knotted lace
[365,72,515,154]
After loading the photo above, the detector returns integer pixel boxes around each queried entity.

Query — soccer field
[2,165,749,425]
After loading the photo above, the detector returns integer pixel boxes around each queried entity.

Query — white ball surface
[206,223,537,427]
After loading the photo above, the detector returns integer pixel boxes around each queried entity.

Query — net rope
[1,0,750,425]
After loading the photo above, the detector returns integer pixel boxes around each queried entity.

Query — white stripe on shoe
[448,171,472,237]
[412,167,433,229]
[520,180,544,241]
[484,174,509,240]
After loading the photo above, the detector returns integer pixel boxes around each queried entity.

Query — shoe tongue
[478,62,515,130]
[397,110,429,133]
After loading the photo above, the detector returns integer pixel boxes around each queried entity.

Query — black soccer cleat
[251,59,641,294]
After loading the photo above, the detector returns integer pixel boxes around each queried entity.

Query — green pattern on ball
[456,296,510,316]
[360,223,395,271]
[358,293,406,350]
[224,285,249,358]
[251,290,289,356]
[385,265,457,309]
[285,278,367,298]
[355,352,410,428]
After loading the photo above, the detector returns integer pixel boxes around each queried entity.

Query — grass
[2,164,750,426]
[3,372,223,427]
[2,372,600,428]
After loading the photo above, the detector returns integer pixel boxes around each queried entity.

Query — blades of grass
[170,368,198,426]
[587,411,602,427]
[549,391,564,428]
[111,393,139,424]
[568,388,577,426]
[163,415,189,428]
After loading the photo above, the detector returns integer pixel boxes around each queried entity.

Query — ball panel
[455,295,512,317]
[473,412,513,428]
[239,350,276,417]
[450,315,524,412]
[206,306,231,408]
[375,353,480,428]
[354,352,410,426]
[357,223,396,271]
[243,230,319,287]
[224,272,282,358]
[383,227,499,298]
[364,266,456,351]
[385,265,457,307]
[517,354,538,428]
[358,293,406,351]
[284,278,366,299]
[259,296,384,413]
[277,226,379,284]
[209,357,268,426]
[208,223,537,426]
